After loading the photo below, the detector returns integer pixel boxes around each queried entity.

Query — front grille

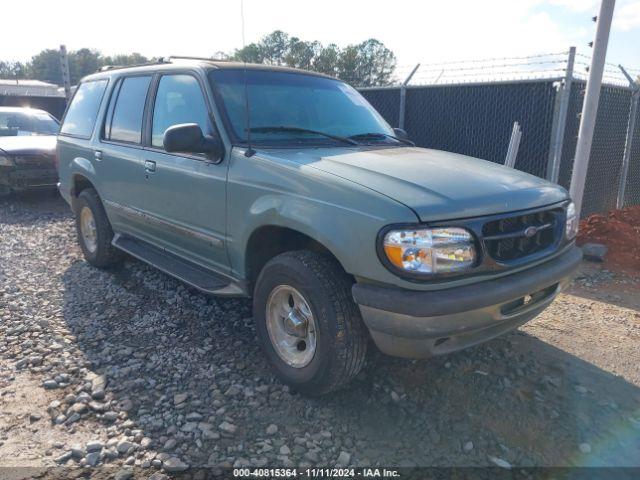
[13,154,54,166]
[482,209,561,262]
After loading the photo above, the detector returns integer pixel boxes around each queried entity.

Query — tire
[253,250,368,395]
[74,188,122,268]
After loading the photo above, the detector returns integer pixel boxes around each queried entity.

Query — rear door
[137,72,229,274]
[95,74,153,235]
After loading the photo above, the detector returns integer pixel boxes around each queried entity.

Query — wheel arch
[245,225,351,293]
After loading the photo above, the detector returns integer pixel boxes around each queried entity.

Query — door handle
[144,160,156,173]
[94,150,102,161]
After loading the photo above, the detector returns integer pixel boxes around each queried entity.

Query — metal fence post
[570,0,616,217]
[398,64,420,129]
[616,66,640,209]
[546,47,576,183]
[505,122,522,168]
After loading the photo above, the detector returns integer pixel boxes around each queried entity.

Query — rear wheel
[253,250,368,395]
[75,188,122,268]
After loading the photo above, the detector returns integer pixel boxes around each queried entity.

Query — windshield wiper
[347,132,415,146]
[248,126,359,146]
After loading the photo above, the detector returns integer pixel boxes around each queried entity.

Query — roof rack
[98,59,169,72]
[166,55,231,63]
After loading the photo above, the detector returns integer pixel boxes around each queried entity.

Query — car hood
[269,146,569,222]
[0,135,57,156]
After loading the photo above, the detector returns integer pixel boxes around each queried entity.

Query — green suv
[57,58,582,395]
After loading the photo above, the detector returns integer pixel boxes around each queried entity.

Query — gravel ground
[1,192,639,478]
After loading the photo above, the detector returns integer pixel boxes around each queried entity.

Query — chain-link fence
[358,50,640,217]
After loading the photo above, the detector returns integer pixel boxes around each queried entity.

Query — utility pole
[59,45,72,101]
[569,0,616,216]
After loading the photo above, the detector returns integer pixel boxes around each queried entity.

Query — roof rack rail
[98,59,168,72]
[167,55,230,63]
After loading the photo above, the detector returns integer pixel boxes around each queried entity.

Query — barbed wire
[387,51,639,88]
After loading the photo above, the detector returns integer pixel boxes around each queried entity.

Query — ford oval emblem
[524,226,538,238]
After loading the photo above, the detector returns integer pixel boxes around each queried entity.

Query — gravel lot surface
[1,192,639,478]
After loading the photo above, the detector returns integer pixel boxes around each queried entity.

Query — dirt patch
[577,206,640,273]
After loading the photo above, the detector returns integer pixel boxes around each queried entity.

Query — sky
[1,0,639,72]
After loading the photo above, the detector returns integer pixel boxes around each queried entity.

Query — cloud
[615,0,640,31]
[546,0,599,12]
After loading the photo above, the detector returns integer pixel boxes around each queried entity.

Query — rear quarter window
[60,79,108,138]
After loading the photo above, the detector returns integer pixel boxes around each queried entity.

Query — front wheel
[253,251,368,396]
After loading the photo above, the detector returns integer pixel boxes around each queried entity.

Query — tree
[0,61,27,80]
[338,39,396,87]
[231,31,396,86]
[27,49,62,84]
[69,48,101,84]
[102,53,149,67]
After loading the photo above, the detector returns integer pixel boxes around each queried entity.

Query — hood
[0,135,57,156]
[269,146,569,222]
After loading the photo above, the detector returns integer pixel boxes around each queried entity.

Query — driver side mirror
[163,123,224,162]
[393,128,409,141]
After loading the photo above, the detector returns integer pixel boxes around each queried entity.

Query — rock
[219,421,237,435]
[279,445,291,455]
[29,413,42,423]
[91,375,107,398]
[305,450,320,463]
[148,473,169,480]
[185,412,203,421]
[224,385,241,396]
[582,243,607,262]
[85,451,101,467]
[164,438,177,450]
[163,456,189,472]
[65,413,81,425]
[488,456,511,469]
[70,444,84,459]
[114,468,134,480]
[117,440,136,454]
[266,424,278,435]
[55,451,72,464]
[87,401,105,412]
[575,385,588,394]
[86,440,104,452]
[336,451,351,466]
[390,391,400,402]
[173,393,189,405]
[70,402,88,414]
[103,411,118,422]
[579,443,592,454]
[464,441,474,452]
[43,379,58,389]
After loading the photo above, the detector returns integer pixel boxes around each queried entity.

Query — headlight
[565,201,578,240]
[382,227,476,275]
[0,154,14,166]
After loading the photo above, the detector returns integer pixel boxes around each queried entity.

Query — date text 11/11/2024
[233,468,401,478]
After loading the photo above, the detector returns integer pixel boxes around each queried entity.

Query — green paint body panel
[57,62,571,296]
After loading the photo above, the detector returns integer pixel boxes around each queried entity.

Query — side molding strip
[104,200,224,247]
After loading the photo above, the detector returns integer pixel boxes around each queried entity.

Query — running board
[113,234,244,296]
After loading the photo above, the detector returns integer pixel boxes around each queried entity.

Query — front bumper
[0,167,58,192]
[352,246,582,358]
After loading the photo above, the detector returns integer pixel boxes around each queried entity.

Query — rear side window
[104,76,151,144]
[60,80,108,138]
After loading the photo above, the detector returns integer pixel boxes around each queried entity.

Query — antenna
[240,0,255,157]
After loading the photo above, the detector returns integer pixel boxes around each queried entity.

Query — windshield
[209,69,395,146]
[0,110,60,137]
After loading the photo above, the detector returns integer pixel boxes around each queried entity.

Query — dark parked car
[0,107,60,196]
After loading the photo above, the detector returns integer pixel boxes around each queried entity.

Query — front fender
[226,150,417,284]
